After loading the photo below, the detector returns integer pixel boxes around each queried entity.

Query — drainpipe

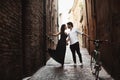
[43,0,46,65]
[93,0,97,39]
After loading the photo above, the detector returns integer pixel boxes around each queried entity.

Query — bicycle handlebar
[89,39,109,48]
[89,39,108,45]
[89,39,108,42]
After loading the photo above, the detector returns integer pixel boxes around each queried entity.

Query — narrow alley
[0,0,120,80]
[25,47,113,80]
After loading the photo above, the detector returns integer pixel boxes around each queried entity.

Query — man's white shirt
[68,28,83,45]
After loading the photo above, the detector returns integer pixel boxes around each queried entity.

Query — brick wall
[0,0,58,79]
[0,0,23,80]
[22,0,46,77]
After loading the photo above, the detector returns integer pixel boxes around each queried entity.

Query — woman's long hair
[60,24,66,34]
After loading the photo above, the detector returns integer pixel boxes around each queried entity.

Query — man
[67,22,88,66]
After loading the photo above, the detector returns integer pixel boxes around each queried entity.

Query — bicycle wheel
[95,61,102,80]
[90,51,96,74]
[95,65,100,80]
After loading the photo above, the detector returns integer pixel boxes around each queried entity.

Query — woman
[48,24,68,67]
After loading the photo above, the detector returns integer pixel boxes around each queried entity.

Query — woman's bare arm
[51,32,60,36]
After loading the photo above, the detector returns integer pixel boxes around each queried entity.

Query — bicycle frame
[90,40,108,80]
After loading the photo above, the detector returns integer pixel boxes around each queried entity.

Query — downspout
[43,0,46,65]
[93,0,97,39]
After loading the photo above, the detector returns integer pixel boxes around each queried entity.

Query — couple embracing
[48,22,88,67]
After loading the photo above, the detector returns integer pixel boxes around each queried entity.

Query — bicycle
[89,39,108,80]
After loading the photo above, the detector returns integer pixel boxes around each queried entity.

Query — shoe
[80,63,83,68]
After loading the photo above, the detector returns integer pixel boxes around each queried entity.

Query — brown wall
[85,0,96,53]
[22,0,46,77]
[96,0,120,79]
[46,0,59,50]
[109,0,120,79]
[0,0,58,80]
[86,0,120,79]
[0,0,23,80]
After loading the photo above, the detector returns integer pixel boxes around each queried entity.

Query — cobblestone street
[26,46,114,80]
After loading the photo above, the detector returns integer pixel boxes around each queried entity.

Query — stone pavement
[25,46,114,80]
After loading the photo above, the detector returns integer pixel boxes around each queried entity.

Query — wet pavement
[26,46,114,80]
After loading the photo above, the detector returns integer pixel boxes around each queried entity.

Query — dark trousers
[70,42,83,63]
